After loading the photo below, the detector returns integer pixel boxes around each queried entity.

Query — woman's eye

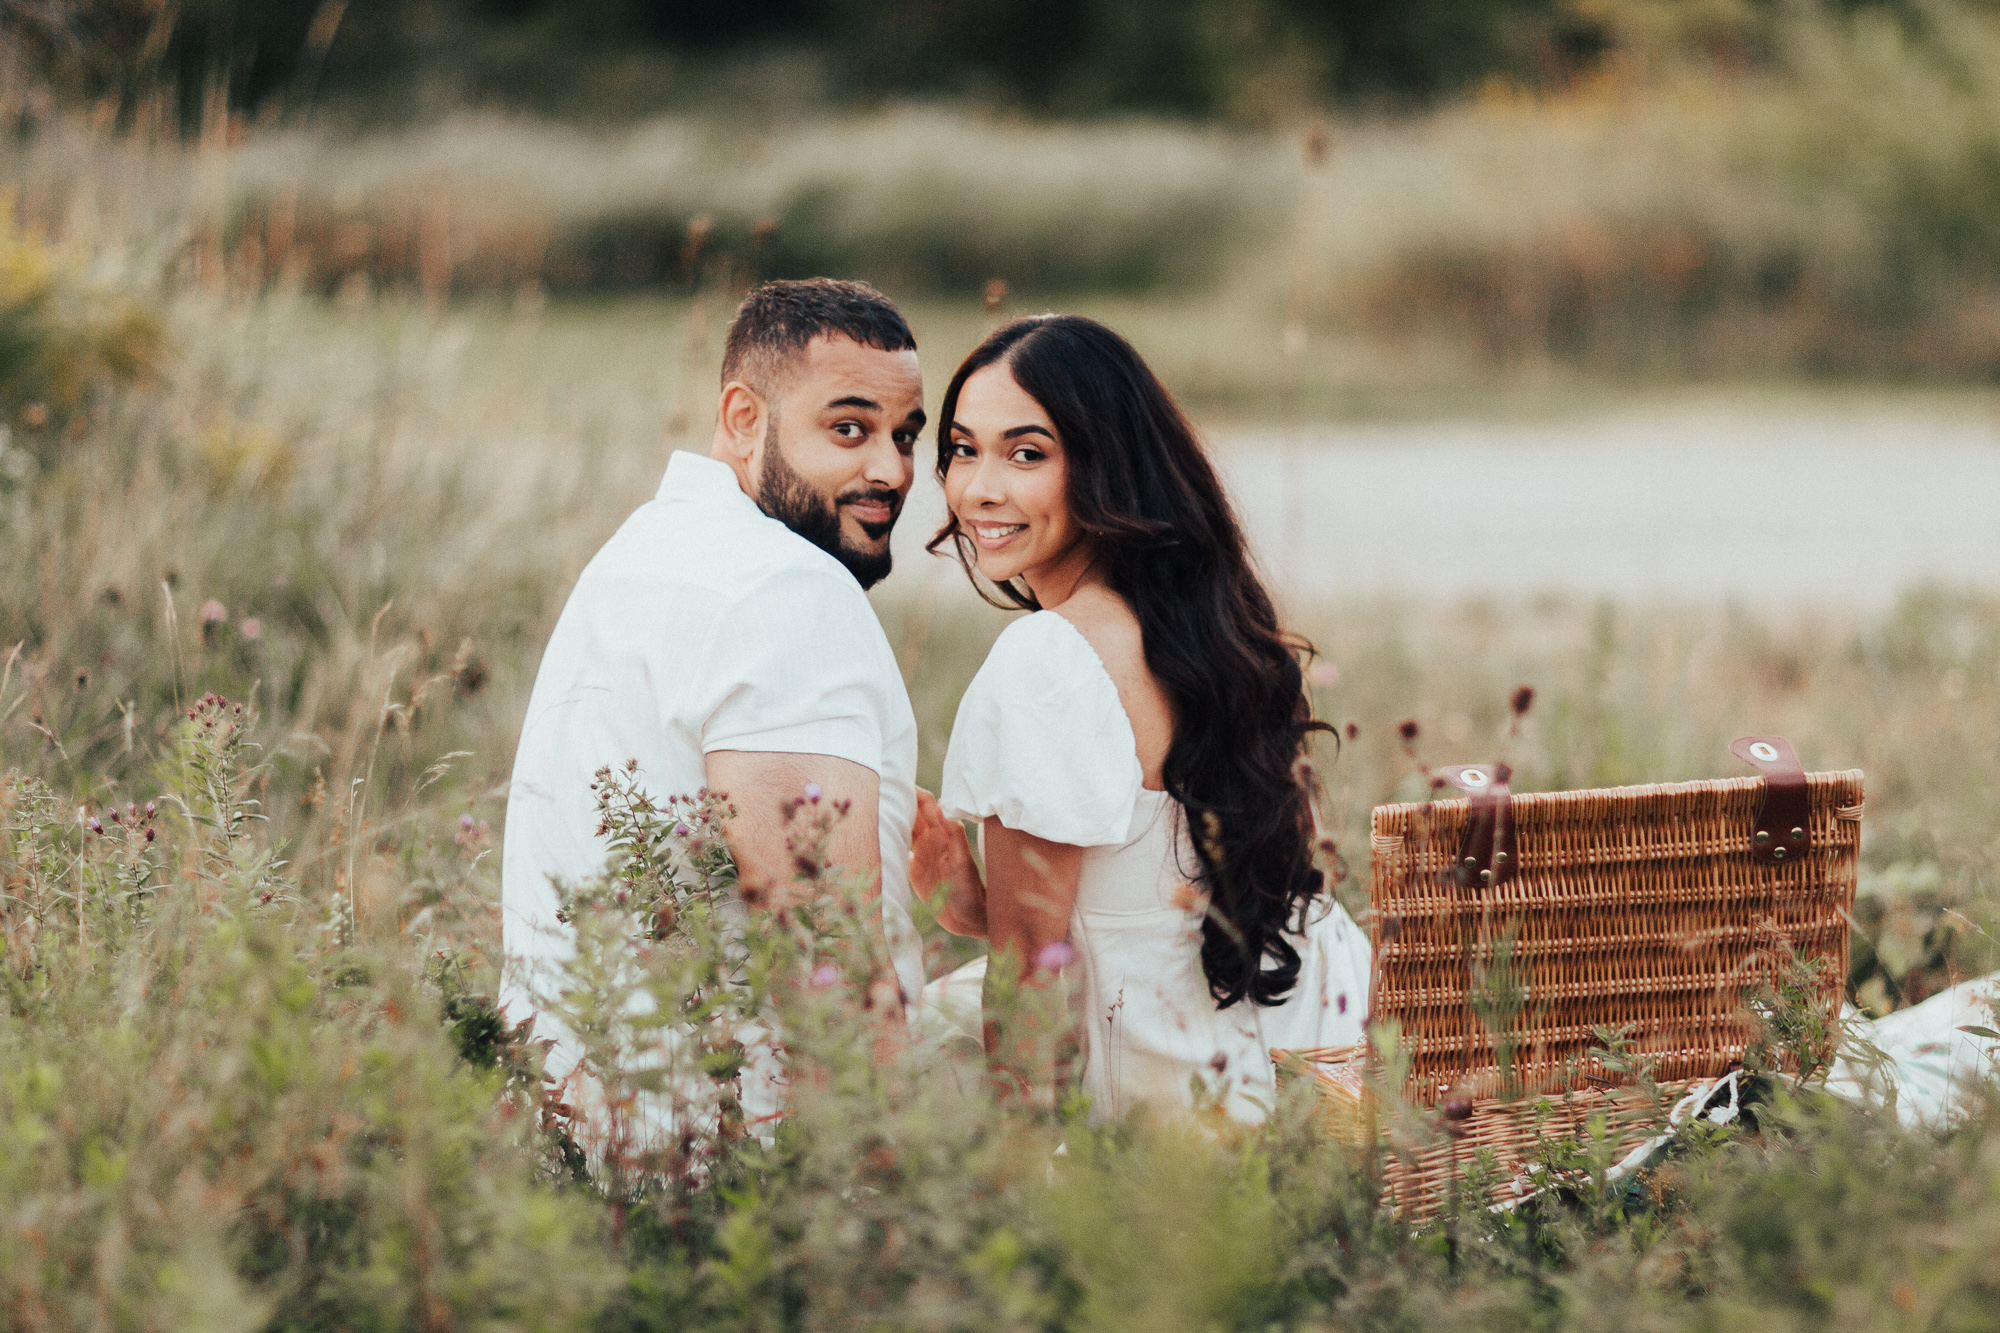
[947,440,975,460]
[1010,447,1045,464]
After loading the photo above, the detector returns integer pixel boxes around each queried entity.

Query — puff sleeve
[939,612,1144,847]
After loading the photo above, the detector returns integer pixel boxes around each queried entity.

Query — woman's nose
[960,456,1006,507]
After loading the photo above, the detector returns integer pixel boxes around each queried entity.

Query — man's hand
[910,788,986,938]
[703,751,882,905]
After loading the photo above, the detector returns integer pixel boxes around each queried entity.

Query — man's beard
[755,426,900,590]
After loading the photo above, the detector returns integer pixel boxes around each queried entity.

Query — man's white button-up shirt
[500,450,923,1081]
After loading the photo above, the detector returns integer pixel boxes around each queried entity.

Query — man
[500,278,928,1100]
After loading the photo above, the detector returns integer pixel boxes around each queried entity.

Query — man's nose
[859,434,912,494]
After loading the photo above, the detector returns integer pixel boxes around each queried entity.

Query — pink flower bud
[198,599,227,624]
[1035,941,1076,972]
[803,782,822,803]
[810,963,839,988]
[239,617,263,641]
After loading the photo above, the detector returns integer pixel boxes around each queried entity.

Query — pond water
[892,396,2000,608]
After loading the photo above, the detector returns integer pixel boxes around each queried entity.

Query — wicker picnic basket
[1283,737,1863,1216]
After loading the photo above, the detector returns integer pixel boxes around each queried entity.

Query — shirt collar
[656,450,759,513]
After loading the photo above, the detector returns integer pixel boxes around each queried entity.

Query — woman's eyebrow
[1001,424,1054,440]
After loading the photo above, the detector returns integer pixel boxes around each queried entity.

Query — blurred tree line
[3,0,1628,125]
[1,0,1969,126]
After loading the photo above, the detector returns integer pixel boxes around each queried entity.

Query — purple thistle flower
[1035,941,1076,972]
[459,813,475,829]
[87,816,103,834]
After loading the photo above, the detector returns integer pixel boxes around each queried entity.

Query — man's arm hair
[703,751,881,901]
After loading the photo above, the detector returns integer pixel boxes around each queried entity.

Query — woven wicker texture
[1368,769,1863,1106]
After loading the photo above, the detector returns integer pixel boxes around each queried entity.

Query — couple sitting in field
[500,277,1369,1127]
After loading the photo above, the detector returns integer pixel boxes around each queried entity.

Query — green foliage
[0,702,614,1331]
[0,207,163,450]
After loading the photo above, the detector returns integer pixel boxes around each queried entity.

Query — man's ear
[717,381,767,462]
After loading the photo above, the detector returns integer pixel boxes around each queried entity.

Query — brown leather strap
[1729,736,1809,864]
[1438,764,1516,887]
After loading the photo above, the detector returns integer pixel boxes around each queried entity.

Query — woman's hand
[910,788,987,938]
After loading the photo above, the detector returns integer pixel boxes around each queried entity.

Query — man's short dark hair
[720,278,916,393]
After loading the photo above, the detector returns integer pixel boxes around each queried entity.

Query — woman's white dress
[937,611,1370,1123]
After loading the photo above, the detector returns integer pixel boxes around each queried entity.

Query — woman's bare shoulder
[1048,587,1145,677]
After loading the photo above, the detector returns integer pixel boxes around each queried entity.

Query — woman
[910,315,1369,1123]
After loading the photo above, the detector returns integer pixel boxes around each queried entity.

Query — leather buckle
[1729,735,1809,864]
[1438,764,1515,887]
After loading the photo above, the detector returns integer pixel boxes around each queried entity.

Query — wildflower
[803,782,822,803]
[1345,721,1359,741]
[239,617,263,641]
[1209,1052,1229,1075]
[108,808,121,824]
[88,816,104,834]
[1397,719,1419,742]
[1510,684,1535,716]
[809,962,839,988]
[1035,941,1076,972]
[199,599,227,624]
[459,813,475,830]
[145,826,156,842]
[673,822,691,838]
[1337,992,1348,1014]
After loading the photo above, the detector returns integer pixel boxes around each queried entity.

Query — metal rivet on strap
[1791,827,1805,840]
[1754,831,1772,846]
[1772,846,1787,861]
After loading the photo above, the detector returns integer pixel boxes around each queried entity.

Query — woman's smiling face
[942,362,1090,592]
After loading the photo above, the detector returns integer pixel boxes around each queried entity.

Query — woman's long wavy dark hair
[928,315,1330,1008]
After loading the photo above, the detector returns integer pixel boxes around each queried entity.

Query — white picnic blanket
[1829,971,2000,1127]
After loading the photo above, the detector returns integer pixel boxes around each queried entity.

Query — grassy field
[4,104,2000,1327]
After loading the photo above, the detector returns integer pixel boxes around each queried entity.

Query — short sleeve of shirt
[692,566,893,774]
[938,612,1144,846]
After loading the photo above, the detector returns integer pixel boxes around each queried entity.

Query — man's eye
[834,422,864,440]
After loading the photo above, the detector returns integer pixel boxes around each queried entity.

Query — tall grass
[14,2,2000,385]
[1,131,1998,1329]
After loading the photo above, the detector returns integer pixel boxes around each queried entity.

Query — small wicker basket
[1282,742,1862,1216]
